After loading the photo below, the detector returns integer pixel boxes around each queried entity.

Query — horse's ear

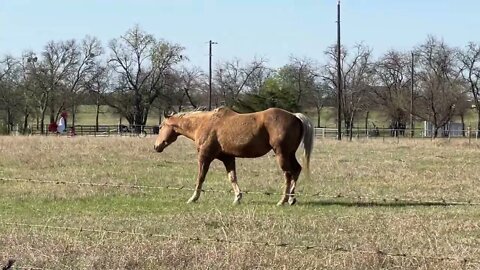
[163,110,175,119]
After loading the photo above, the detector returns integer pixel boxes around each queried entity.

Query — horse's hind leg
[187,156,212,203]
[275,153,293,206]
[220,156,242,204]
[288,155,302,205]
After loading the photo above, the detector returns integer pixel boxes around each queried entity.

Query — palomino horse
[154,107,314,205]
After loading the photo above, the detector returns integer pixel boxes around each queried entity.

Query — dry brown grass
[1,136,480,269]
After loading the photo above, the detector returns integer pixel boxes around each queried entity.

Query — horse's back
[210,108,302,157]
[211,108,269,157]
[215,107,292,135]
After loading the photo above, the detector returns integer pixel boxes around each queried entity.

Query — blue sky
[1,0,479,70]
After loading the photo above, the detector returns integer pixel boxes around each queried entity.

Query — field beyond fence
[1,136,480,269]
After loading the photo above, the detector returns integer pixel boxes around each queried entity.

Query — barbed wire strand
[1,221,478,266]
[16,266,43,270]
[1,177,480,206]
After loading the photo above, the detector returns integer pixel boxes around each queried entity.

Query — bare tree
[0,55,21,133]
[235,58,324,113]
[44,40,85,126]
[310,82,331,128]
[177,66,206,109]
[63,36,103,127]
[415,36,464,138]
[21,40,83,133]
[322,43,374,139]
[244,63,274,95]
[459,42,480,133]
[214,58,267,107]
[18,54,39,133]
[279,56,319,107]
[20,53,46,133]
[158,70,188,112]
[454,92,472,136]
[373,50,412,135]
[83,64,111,132]
[108,25,184,129]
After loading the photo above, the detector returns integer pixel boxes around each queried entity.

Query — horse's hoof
[288,197,297,205]
[277,201,286,206]
[233,199,241,205]
[187,198,197,204]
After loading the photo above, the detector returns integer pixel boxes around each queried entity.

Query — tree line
[0,26,479,137]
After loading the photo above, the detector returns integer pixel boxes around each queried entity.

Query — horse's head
[154,114,180,153]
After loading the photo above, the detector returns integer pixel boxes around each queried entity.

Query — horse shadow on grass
[300,199,460,208]
[250,199,461,208]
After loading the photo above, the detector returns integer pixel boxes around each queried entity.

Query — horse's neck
[172,114,207,140]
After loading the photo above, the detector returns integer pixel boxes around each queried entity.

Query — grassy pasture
[1,136,480,269]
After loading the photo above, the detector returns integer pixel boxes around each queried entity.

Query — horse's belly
[225,148,271,158]
[221,137,271,158]
[233,145,271,158]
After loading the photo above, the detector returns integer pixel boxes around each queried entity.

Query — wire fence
[1,177,480,207]
[2,176,480,268]
[1,221,479,267]
[5,124,159,137]
[5,123,480,141]
[314,127,480,140]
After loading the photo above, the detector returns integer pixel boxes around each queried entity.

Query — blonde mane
[174,110,204,118]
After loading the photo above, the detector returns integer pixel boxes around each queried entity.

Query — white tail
[294,113,314,177]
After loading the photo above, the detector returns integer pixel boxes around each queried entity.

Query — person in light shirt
[57,112,67,134]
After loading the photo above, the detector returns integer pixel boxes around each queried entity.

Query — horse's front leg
[220,156,242,204]
[187,156,212,203]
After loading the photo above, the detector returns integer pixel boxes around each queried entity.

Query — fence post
[468,126,471,144]
[382,126,385,142]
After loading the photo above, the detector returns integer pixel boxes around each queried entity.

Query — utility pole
[208,40,217,111]
[336,0,343,140]
[410,52,415,138]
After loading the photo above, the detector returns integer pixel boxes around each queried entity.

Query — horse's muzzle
[154,141,168,153]
[154,144,163,153]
